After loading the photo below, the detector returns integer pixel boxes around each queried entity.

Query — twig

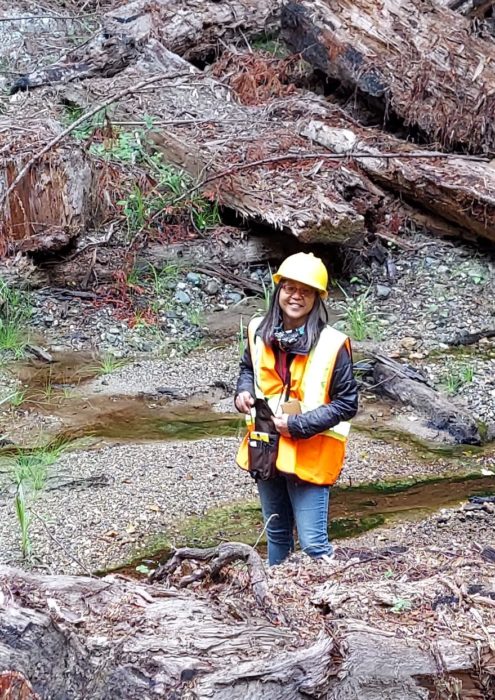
[0,14,98,21]
[253,513,278,550]
[0,71,192,213]
[30,509,95,578]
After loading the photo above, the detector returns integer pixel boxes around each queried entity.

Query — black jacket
[235,336,358,439]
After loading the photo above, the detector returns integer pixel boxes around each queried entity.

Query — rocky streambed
[0,229,493,576]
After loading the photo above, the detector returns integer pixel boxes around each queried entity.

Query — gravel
[0,438,256,574]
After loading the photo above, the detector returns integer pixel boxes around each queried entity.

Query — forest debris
[1,542,495,698]
[211,50,301,105]
[7,0,283,93]
[281,0,495,154]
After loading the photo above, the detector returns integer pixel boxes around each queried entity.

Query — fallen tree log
[281,0,495,155]
[372,354,481,444]
[9,0,283,93]
[1,553,495,699]
[26,46,394,245]
[286,102,495,244]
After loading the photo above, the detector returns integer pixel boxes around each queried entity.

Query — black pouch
[248,398,280,481]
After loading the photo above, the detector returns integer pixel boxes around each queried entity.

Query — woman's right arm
[235,347,255,413]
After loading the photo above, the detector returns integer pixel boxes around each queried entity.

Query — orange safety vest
[236,317,352,486]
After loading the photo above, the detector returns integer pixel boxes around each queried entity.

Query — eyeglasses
[280,281,316,299]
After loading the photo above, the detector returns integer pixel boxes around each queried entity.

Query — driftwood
[9,0,283,93]
[1,555,495,699]
[281,0,495,155]
[372,354,481,444]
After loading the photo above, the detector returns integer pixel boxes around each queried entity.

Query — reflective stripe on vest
[236,317,352,485]
[247,317,351,441]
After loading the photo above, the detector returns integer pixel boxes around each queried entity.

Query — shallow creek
[3,352,495,569]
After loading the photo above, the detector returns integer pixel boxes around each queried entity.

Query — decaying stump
[0,126,94,254]
[281,0,495,154]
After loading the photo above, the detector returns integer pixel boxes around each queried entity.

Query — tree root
[151,541,286,623]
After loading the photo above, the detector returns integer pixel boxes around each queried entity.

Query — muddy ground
[0,228,493,575]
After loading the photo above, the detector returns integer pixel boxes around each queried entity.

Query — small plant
[337,287,381,341]
[191,198,221,232]
[442,363,475,395]
[390,597,412,614]
[8,388,27,408]
[147,263,180,298]
[14,483,31,558]
[0,279,32,358]
[95,353,128,376]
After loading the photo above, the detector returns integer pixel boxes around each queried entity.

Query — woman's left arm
[287,345,358,439]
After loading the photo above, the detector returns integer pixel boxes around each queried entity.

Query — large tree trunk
[44,46,394,245]
[9,0,283,93]
[1,557,494,699]
[281,0,495,155]
[283,99,495,244]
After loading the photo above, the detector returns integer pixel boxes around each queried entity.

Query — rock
[401,337,417,350]
[186,272,201,286]
[174,291,191,305]
[107,327,120,335]
[376,284,391,300]
[225,292,243,305]
[204,279,221,295]
[43,314,54,327]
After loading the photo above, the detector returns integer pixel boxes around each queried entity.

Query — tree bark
[372,355,481,445]
[281,0,495,155]
[0,132,95,254]
[291,106,495,244]
[1,563,494,699]
[9,0,283,93]
[55,46,393,245]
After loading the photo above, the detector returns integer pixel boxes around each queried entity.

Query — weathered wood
[436,0,495,17]
[9,0,283,93]
[0,126,95,254]
[372,356,481,445]
[53,46,392,245]
[294,111,495,244]
[1,562,494,699]
[144,233,283,269]
[281,0,495,155]
[152,542,283,622]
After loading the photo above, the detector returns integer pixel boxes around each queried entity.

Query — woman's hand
[235,391,254,414]
[272,414,291,437]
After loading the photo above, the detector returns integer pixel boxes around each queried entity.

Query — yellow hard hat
[273,252,328,298]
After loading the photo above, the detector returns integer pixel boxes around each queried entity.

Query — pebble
[174,291,191,305]
[204,279,221,295]
[376,284,391,300]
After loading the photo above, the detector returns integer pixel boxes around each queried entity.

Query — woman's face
[278,278,318,328]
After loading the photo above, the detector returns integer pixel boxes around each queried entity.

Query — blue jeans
[257,474,333,565]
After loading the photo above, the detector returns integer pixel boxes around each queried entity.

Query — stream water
[5,352,495,571]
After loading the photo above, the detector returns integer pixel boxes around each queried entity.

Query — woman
[235,252,358,566]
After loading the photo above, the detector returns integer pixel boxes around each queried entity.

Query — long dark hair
[257,281,329,353]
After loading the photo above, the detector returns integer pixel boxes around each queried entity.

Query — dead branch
[151,541,284,622]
